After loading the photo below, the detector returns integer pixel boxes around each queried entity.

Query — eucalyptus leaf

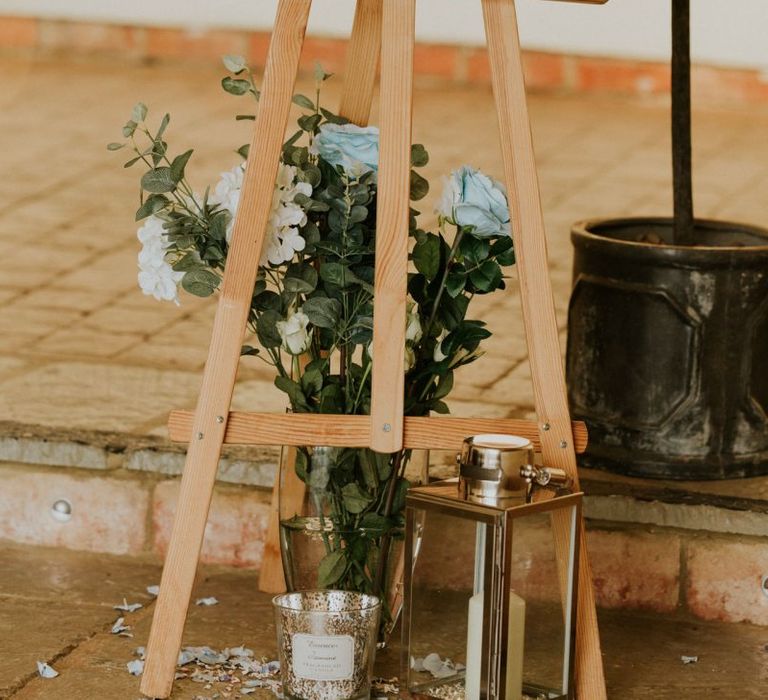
[131,102,148,122]
[223,54,247,74]
[222,76,251,95]
[292,94,315,110]
[410,143,429,167]
[135,194,168,221]
[274,376,310,411]
[141,167,177,194]
[257,310,283,349]
[170,149,193,181]
[107,142,125,151]
[317,550,347,588]
[410,170,430,201]
[283,263,318,294]
[412,234,441,280]
[181,268,219,297]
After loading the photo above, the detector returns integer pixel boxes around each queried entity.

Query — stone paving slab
[3,542,767,699]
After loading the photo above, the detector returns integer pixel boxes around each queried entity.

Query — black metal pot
[566,217,768,479]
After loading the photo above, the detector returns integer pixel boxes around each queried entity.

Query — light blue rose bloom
[312,123,379,179]
[437,166,510,237]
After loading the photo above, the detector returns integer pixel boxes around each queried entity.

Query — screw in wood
[382,423,392,433]
[762,575,768,599]
[542,423,551,431]
[559,440,568,449]
[196,432,204,440]
[215,416,224,424]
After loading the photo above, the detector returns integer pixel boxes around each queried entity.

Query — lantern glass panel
[403,486,580,700]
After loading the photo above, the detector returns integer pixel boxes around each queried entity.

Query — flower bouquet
[110,59,515,636]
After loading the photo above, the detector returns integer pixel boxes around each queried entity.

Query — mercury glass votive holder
[273,590,381,700]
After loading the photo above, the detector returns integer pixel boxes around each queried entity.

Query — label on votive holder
[292,633,355,680]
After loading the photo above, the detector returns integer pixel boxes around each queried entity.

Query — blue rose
[437,166,510,237]
[312,123,379,179]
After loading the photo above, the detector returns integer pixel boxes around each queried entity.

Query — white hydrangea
[136,215,183,304]
[210,161,312,266]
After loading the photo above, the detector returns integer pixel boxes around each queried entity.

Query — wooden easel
[140,1,607,698]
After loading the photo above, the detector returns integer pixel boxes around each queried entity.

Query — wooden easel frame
[140,1,607,698]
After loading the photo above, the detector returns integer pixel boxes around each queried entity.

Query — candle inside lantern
[464,523,486,700]
[505,591,525,700]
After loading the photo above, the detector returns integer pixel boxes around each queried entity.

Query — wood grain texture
[480,0,606,697]
[167,410,589,454]
[338,0,382,125]
[139,1,312,696]
[369,0,415,453]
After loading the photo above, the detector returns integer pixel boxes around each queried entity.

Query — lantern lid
[459,434,534,503]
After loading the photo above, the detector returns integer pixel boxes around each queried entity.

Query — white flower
[137,215,167,246]
[405,303,422,344]
[210,161,311,265]
[435,175,461,224]
[138,263,183,303]
[276,310,312,355]
[434,334,448,362]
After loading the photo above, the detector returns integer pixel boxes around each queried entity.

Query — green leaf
[241,345,260,356]
[314,62,333,83]
[431,400,450,414]
[156,113,171,141]
[298,113,322,133]
[122,120,137,137]
[410,143,429,168]
[302,297,341,329]
[107,142,125,151]
[319,383,344,413]
[445,270,467,298]
[181,268,219,297]
[172,251,203,272]
[131,102,148,122]
[460,236,490,265]
[275,376,310,411]
[141,167,177,194]
[292,94,315,110]
[123,156,142,169]
[221,76,251,95]
[341,483,373,514]
[412,234,441,280]
[134,194,168,221]
[300,367,323,396]
[433,371,454,400]
[252,290,282,312]
[222,54,247,74]
[283,263,318,294]
[170,149,193,182]
[317,550,347,588]
[410,170,430,201]
[469,260,502,292]
[391,478,411,514]
[320,108,349,125]
[237,144,250,160]
[208,212,228,242]
[235,114,256,121]
[320,262,360,289]
[257,310,283,349]
[359,512,390,534]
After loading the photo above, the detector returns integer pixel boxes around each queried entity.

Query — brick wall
[2,16,768,103]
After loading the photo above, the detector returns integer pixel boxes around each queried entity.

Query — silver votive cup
[273,590,381,700]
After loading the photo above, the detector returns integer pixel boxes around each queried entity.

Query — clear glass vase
[279,445,426,643]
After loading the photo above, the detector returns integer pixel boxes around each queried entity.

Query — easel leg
[259,0,384,594]
[370,0,416,454]
[339,0,383,125]
[480,0,607,697]
[139,1,312,696]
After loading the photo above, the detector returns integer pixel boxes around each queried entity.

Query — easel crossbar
[168,410,588,453]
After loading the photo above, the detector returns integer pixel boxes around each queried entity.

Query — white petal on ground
[194,596,219,606]
[36,661,59,679]
[126,659,144,676]
[146,585,159,596]
[113,598,142,613]
[111,617,130,634]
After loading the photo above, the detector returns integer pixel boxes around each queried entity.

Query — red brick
[466,48,491,84]
[39,20,141,54]
[414,43,460,81]
[301,37,349,75]
[576,56,670,95]
[153,480,271,568]
[0,465,149,555]
[522,51,565,90]
[247,31,272,70]
[686,537,768,625]
[587,529,681,613]
[693,65,768,105]
[0,16,38,49]
[146,27,247,62]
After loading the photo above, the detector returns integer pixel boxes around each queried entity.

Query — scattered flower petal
[111,617,131,634]
[195,596,219,607]
[146,585,160,597]
[36,661,58,679]
[682,655,699,665]
[113,598,143,613]
[127,659,144,676]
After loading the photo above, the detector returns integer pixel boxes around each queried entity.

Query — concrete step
[1,541,765,699]
[0,420,766,628]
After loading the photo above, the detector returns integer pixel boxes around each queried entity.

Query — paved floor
[1,542,766,699]
[0,56,767,441]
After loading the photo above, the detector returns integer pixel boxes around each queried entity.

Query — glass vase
[279,445,427,644]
